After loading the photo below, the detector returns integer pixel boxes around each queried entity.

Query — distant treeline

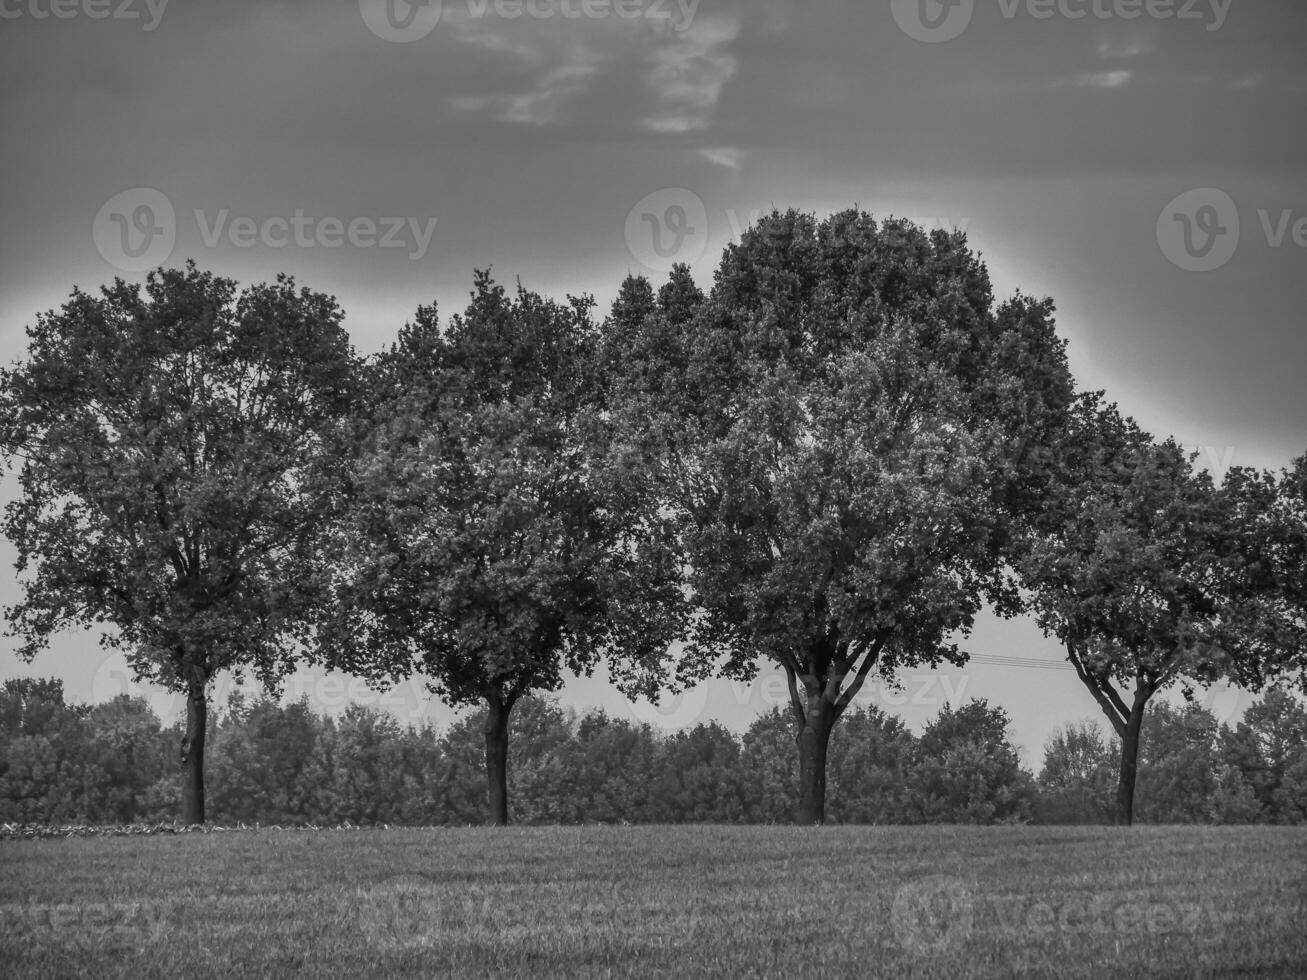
[2,678,1304,827]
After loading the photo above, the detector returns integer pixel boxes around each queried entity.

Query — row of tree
[1,209,1303,826]
[5,679,1304,827]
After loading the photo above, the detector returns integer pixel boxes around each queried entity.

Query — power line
[961,654,1072,672]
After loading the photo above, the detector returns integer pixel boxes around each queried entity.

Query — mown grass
[1,825,1305,978]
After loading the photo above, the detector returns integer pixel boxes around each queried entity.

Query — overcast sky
[1,0,1304,760]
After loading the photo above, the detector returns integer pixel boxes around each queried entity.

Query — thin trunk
[180,684,207,825]
[1116,702,1146,827]
[796,695,836,825]
[1067,645,1153,829]
[484,690,511,827]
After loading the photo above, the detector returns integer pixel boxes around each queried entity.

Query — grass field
[2,825,1305,978]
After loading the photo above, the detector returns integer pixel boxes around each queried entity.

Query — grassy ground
[1,825,1305,979]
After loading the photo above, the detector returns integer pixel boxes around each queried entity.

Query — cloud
[442,17,608,126]
[641,16,741,134]
[439,8,744,132]
[1230,73,1266,92]
[1095,35,1155,60]
[1075,70,1133,89]
[699,146,743,170]
[450,57,602,125]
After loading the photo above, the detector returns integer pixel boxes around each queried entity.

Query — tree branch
[1066,640,1128,737]
[835,635,886,715]
[782,660,806,730]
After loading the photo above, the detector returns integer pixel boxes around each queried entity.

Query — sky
[0,0,1304,763]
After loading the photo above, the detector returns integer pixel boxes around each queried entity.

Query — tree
[491,696,577,825]
[1222,687,1307,823]
[0,679,92,823]
[1270,456,1306,657]
[556,711,661,823]
[0,678,77,739]
[1220,456,1307,692]
[739,707,801,823]
[1036,720,1115,824]
[905,700,1036,824]
[1133,702,1226,823]
[206,693,331,825]
[83,695,169,822]
[825,705,915,824]
[330,704,409,825]
[611,210,1073,823]
[0,263,356,823]
[324,273,685,825]
[649,722,750,823]
[1015,397,1249,825]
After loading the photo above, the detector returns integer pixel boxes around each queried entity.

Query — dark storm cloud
[1,0,1302,432]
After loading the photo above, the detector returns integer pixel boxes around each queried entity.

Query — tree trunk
[180,683,207,825]
[796,696,836,825]
[1116,703,1146,827]
[484,690,512,827]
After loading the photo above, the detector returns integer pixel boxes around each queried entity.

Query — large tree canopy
[1220,455,1307,691]
[1013,395,1255,824]
[0,263,356,823]
[323,271,685,825]
[610,209,1075,823]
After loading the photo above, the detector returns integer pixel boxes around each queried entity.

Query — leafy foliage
[1014,395,1251,822]
[6,679,1306,826]
[0,264,357,821]
[320,271,686,822]
[1,263,354,687]
[608,209,1074,821]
